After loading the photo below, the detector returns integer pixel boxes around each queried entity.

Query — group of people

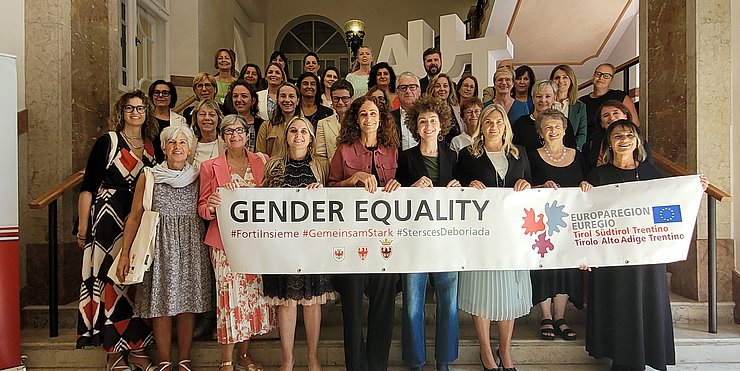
[75,45,706,371]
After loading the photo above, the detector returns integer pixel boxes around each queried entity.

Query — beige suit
[315,114,341,160]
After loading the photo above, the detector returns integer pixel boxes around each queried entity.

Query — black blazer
[455,144,531,187]
[419,76,430,94]
[396,144,457,187]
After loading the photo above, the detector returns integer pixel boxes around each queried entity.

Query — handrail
[653,153,732,202]
[29,170,85,209]
[578,56,640,91]
[173,95,196,115]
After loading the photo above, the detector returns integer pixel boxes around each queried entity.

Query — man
[419,48,441,93]
[392,72,422,150]
[316,79,354,160]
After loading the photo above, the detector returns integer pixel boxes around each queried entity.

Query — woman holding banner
[198,114,274,371]
[396,95,460,371]
[455,103,532,371]
[328,95,401,371]
[579,119,708,371]
[528,109,584,342]
[262,116,334,371]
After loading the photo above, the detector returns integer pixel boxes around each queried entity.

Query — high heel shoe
[479,353,497,371]
[128,350,156,371]
[106,353,131,371]
[496,348,517,371]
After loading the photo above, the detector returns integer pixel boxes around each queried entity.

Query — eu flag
[652,205,683,224]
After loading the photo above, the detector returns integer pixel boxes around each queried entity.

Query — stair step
[21,293,735,330]
[20,322,740,369]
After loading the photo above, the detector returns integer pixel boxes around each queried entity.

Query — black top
[300,104,334,130]
[396,144,457,187]
[153,118,170,162]
[586,161,660,186]
[528,149,586,187]
[81,132,156,194]
[582,130,655,174]
[455,145,531,187]
[512,114,577,153]
[579,89,628,142]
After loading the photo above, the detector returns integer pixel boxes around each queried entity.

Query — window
[119,0,169,90]
[277,17,349,78]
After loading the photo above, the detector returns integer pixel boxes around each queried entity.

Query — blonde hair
[468,103,519,159]
[550,65,579,103]
[427,73,459,106]
[263,117,318,186]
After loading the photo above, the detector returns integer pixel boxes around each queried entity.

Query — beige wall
[732,0,739,269]
[170,0,199,76]
[198,0,235,73]
[0,0,24,110]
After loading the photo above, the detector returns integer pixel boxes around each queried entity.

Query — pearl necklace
[543,146,566,163]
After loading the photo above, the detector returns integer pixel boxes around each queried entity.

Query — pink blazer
[198,150,267,250]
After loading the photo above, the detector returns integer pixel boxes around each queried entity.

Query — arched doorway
[275,15,350,78]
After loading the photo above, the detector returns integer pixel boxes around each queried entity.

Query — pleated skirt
[458,270,532,321]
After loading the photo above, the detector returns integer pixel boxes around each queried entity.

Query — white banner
[216,175,703,274]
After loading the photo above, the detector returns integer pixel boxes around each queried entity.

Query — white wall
[606,14,640,91]
[0,0,24,110]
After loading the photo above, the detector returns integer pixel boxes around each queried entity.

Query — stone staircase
[19,294,740,370]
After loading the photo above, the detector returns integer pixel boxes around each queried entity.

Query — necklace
[227,156,249,173]
[543,146,566,162]
[121,132,144,149]
[611,162,640,182]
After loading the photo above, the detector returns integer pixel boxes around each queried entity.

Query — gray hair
[396,71,420,88]
[160,125,195,153]
[220,114,249,140]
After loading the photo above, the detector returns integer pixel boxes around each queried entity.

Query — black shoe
[436,363,449,371]
[496,348,517,371]
[554,318,577,341]
[479,354,497,371]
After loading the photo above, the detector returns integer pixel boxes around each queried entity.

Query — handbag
[109,167,159,285]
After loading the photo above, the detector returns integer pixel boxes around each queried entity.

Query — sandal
[554,318,577,340]
[107,353,131,371]
[219,361,235,371]
[539,319,556,340]
[236,353,264,371]
[157,361,172,371]
[178,360,193,371]
[128,350,156,371]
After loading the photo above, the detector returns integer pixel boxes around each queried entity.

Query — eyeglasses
[593,71,613,80]
[397,84,419,92]
[222,127,246,135]
[332,96,352,103]
[152,90,171,97]
[464,109,482,116]
[124,105,147,114]
[195,83,214,90]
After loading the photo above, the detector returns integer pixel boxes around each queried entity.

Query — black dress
[512,114,577,153]
[528,150,585,309]
[585,162,675,370]
[579,89,628,143]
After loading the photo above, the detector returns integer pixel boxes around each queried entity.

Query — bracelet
[76,233,86,240]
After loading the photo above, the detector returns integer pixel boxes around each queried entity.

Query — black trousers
[333,273,398,371]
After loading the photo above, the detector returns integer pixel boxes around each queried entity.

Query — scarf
[151,161,199,188]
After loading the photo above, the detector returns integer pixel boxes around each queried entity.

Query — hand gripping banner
[216,175,703,274]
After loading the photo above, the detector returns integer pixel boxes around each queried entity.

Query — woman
[316,79,354,160]
[257,62,287,121]
[456,74,479,103]
[239,63,267,91]
[224,80,265,153]
[368,62,398,109]
[269,50,291,82]
[396,95,460,371]
[303,52,321,76]
[320,66,340,109]
[513,65,535,113]
[76,90,157,370]
[580,119,706,371]
[183,73,225,125]
[345,46,373,97]
[198,115,275,371]
[148,80,187,162]
[297,72,334,129]
[328,96,401,371]
[527,109,584,343]
[214,48,238,104]
[257,83,300,157]
[456,103,532,371]
[512,80,576,152]
[190,99,226,169]
[489,67,529,124]
[262,117,334,371]
[582,100,654,172]
[366,86,391,112]
[550,65,588,150]
[450,97,483,153]
[579,63,640,142]
[116,125,212,371]
[427,73,463,147]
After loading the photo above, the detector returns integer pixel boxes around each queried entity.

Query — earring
[438,134,444,142]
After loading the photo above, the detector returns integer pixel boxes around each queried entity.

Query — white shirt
[450,133,472,153]
[194,140,218,169]
[399,107,419,150]
[486,150,508,181]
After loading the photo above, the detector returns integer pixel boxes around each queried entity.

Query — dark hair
[601,119,646,163]
[598,99,633,123]
[460,97,483,119]
[513,65,536,97]
[238,63,267,91]
[456,74,479,103]
[405,95,452,142]
[273,83,301,124]
[265,62,287,85]
[368,62,397,93]
[297,72,322,106]
[322,66,341,87]
[269,50,288,65]
[331,78,354,97]
[213,48,237,77]
[111,90,159,141]
[148,80,178,108]
[339,96,399,148]
[423,47,441,60]
[303,52,320,71]
[224,79,260,117]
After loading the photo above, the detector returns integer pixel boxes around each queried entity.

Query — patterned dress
[262,157,335,305]
[134,180,213,318]
[77,132,155,351]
